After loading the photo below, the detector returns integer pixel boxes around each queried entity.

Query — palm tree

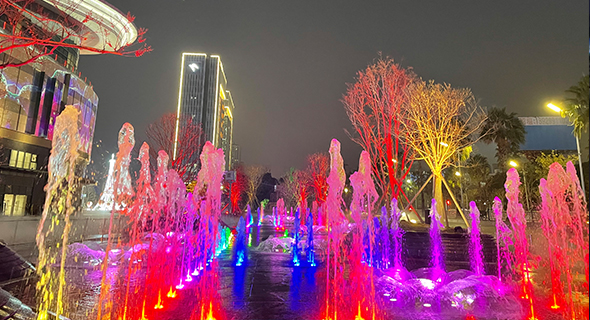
[563,75,589,138]
[480,107,526,170]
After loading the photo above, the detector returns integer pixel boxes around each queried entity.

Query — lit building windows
[2,194,26,216]
[16,150,24,168]
[8,149,38,170]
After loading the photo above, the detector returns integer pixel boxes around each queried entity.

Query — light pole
[547,103,587,199]
[455,170,464,210]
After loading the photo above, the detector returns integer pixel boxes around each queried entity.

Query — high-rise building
[0,1,139,217]
[174,53,235,171]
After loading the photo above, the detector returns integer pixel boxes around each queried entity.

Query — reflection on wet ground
[9,223,324,320]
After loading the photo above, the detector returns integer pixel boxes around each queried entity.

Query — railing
[0,211,126,262]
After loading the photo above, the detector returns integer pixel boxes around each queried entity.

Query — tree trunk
[433,173,446,227]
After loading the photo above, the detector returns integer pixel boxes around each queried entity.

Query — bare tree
[0,0,150,69]
[307,152,329,206]
[244,165,268,207]
[277,168,311,209]
[145,113,205,182]
[403,80,486,227]
[343,57,415,205]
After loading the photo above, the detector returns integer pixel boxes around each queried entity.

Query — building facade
[519,117,577,152]
[0,0,138,216]
[174,53,235,171]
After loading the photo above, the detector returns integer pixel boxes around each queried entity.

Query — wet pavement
[3,220,536,320]
[218,224,323,320]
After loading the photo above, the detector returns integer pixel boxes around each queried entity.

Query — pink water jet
[505,168,536,319]
[493,197,515,283]
[468,201,485,276]
[539,161,589,318]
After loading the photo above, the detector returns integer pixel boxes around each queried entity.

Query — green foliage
[446,153,493,212]
[562,75,589,138]
[260,198,269,208]
[533,151,579,179]
[481,107,526,170]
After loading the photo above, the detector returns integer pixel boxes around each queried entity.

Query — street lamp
[508,160,518,168]
[509,160,531,212]
[455,170,464,209]
[546,103,586,197]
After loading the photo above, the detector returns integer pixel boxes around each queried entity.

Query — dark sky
[80,0,588,176]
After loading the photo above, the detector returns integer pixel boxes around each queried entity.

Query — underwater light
[167,287,177,298]
[419,278,435,290]
[423,303,431,308]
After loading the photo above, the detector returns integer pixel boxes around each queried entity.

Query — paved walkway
[218,224,323,320]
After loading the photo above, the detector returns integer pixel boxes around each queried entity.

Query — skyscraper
[174,53,235,171]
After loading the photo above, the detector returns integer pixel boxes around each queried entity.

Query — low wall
[0,210,126,263]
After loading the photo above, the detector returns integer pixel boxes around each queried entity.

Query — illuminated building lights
[43,0,138,51]
[211,55,221,147]
[189,63,199,72]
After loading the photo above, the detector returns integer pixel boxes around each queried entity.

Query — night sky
[79,0,588,176]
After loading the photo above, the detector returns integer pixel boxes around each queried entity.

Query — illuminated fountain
[35,106,82,319]
[292,208,302,267]
[234,217,247,267]
[505,168,536,319]
[29,111,589,320]
[493,197,515,283]
[305,209,316,267]
[468,201,484,276]
[428,199,445,281]
[538,162,589,318]
[390,199,404,271]
[322,139,347,320]
[246,205,253,227]
[274,198,286,231]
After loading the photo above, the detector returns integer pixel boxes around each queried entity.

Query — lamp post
[509,160,531,212]
[547,103,587,198]
[455,170,464,210]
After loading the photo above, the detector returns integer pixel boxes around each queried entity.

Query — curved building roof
[41,0,138,55]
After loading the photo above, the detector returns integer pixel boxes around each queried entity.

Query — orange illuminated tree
[307,152,329,206]
[403,80,486,227]
[343,57,416,208]
[145,113,205,182]
[0,0,150,69]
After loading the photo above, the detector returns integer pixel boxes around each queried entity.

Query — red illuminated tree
[0,0,150,69]
[307,152,329,205]
[145,113,205,182]
[224,164,247,213]
[343,57,415,205]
